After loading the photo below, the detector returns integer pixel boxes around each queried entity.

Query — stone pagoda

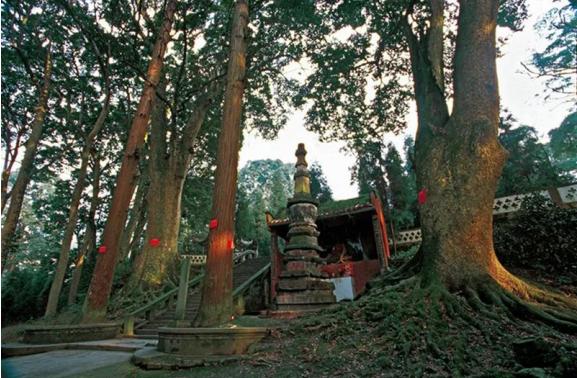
[274,143,336,311]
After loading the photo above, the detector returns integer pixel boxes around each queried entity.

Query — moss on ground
[79,278,576,377]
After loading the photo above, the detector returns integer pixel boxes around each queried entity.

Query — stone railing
[395,184,577,246]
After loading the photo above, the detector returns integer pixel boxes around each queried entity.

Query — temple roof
[267,193,375,227]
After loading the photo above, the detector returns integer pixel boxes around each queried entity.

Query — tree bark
[82,0,177,322]
[128,77,215,290]
[1,44,52,269]
[1,126,26,214]
[67,155,101,306]
[406,0,509,288]
[118,174,148,262]
[45,76,111,317]
[194,0,249,327]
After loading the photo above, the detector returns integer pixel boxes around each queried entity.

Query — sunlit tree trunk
[194,0,249,327]
[403,0,523,292]
[1,45,52,270]
[82,0,177,322]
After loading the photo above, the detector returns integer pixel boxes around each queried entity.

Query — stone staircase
[134,257,270,337]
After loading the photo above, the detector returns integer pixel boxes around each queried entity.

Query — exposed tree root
[264,266,577,377]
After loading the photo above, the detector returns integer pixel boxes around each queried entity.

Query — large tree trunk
[402,0,507,286]
[82,0,176,322]
[129,171,183,289]
[45,82,111,317]
[398,1,576,331]
[68,155,101,306]
[417,0,507,289]
[194,0,249,327]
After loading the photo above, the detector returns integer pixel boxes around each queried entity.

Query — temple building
[266,144,390,312]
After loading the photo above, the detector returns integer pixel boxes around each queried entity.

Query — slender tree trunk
[82,0,177,322]
[127,206,147,263]
[68,156,101,306]
[194,0,249,327]
[119,175,148,262]
[1,127,25,213]
[45,86,111,317]
[1,45,52,269]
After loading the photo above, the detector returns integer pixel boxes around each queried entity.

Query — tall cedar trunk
[408,0,508,289]
[68,155,101,306]
[194,0,249,327]
[82,0,176,322]
[45,84,111,317]
[1,46,52,268]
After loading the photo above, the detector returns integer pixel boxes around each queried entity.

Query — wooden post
[370,192,390,270]
[372,215,387,272]
[175,257,192,326]
[270,233,281,303]
[124,316,135,337]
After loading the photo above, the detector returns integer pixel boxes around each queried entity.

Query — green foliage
[1,266,52,323]
[353,141,387,197]
[385,143,418,229]
[494,194,577,277]
[290,0,528,150]
[497,112,570,196]
[309,162,333,204]
[351,140,417,229]
[548,111,577,173]
[530,0,576,103]
[236,159,294,254]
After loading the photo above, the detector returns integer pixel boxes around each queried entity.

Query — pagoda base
[274,249,336,311]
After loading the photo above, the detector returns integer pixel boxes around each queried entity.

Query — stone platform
[21,323,122,345]
[132,326,269,370]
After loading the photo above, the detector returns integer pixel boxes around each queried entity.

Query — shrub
[494,194,577,276]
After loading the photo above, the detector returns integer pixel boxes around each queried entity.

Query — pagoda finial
[293,143,311,196]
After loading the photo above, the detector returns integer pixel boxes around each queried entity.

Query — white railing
[395,184,577,246]
[188,247,259,266]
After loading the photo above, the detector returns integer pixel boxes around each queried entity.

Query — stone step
[276,290,336,305]
[277,277,334,291]
[132,257,270,335]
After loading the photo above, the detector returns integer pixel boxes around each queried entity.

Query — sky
[238,0,574,200]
